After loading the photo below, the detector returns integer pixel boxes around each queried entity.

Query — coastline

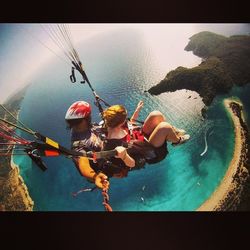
[197,98,249,211]
[0,90,34,211]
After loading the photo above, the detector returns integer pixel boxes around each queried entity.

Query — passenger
[102,101,190,176]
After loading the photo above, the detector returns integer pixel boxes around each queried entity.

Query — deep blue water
[14,29,250,211]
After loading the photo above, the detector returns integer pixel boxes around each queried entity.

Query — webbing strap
[70,67,76,83]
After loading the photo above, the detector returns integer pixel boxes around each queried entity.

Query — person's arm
[130,100,144,123]
[115,146,135,168]
[78,157,109,189]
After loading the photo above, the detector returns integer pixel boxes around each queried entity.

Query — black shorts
[145,141,168,164]
[129,140,168,169]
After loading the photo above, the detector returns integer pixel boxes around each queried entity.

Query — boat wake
[200,129,214,156]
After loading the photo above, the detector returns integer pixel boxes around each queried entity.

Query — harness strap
[70,67,76,83]
[126,122,145,142]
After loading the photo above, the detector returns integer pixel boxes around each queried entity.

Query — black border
[1,0,250,248]
[1,0,249,23]
[1,212,250,249]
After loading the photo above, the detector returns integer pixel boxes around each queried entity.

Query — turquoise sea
[14,29,250,211]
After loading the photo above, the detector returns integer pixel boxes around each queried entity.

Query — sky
[0,23,249,103]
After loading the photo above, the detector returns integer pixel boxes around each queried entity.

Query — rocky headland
[148,32,250,107]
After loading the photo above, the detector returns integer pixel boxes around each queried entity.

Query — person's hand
[115,146,127,160]
[136,100,144,110]
[95,172,109,189]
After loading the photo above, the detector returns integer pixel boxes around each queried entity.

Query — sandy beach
[197,98,249,211]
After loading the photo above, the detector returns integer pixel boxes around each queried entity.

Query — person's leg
[142,110,185,136]
[142,111,166,136]
[148,122,180,148]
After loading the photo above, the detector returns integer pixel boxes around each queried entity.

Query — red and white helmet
[65,101,91,120]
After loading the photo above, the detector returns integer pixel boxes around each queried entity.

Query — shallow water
[14,28,249,211]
